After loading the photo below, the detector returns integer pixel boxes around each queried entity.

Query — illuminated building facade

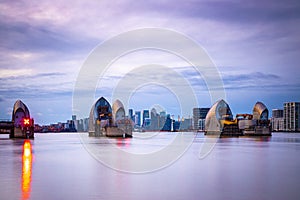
[284,102,300,132]
[271,109,284,131]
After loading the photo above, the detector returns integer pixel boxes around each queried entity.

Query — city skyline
[3,97,297,135]
[1,0,300,124]
[38,99,299,129]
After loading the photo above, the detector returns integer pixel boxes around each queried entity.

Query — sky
[0,0,300,124]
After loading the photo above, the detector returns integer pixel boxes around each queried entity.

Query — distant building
[284,102,300,132]
[72,115,76,121]
[161,114,172,131]
[142,110,150,127]
[180,118,192,131]
[172,117,193,131]
[272,109,283,118]
[173,120,180,131]
[143,118,151,129]
[129,109,134,122]
[72,117,89,132]
[76,119,82,131]
[198,119,205,131]
[74,120,79,131]
[83,118,89,132]
[66,120,76,132]
[193,108,210,130]
[150,108,160,130]
[160,111,166,118]
[159,111,167,130]
[135,111,141,127]
[272,118,284,132]
[271,109,284,132]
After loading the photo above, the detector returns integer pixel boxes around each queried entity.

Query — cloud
[223,72,280,82]
[0,70,73,104]
[178,0,300,23]
[0,69,65,79]
[0,68,33,78]
[176,66,300,94]
[221,71,300,93]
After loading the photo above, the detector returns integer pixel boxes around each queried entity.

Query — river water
[0,132,299,200]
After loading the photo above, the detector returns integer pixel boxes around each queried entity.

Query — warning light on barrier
[23,118,30,126]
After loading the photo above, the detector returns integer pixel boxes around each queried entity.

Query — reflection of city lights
[116,138,130,147]
[22,140,32,200]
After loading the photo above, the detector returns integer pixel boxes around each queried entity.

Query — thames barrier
[0,100,34,139]
[1,98,273,139]
[205,99,271,137]
[88,97,133,137]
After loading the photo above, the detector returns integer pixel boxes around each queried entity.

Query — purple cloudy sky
[0,0,299,124]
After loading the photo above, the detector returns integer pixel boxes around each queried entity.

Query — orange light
[24,118,30,125]
[22,140,32,200]
[23,141,31,157]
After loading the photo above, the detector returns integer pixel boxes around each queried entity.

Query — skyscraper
[272,109,283,118]
[129,109,134,121]
[142,110,150,127]
[271,109,284,131]
[135,111,141,127]
[193,108,210,130]
[284,102,300,132]
[159,111,166,130]
[161,114,172,131]
[150,108,159,130]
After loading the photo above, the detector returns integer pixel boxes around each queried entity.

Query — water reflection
[116,138,130,147]
[0,133,299,200]
[22,140,32,200]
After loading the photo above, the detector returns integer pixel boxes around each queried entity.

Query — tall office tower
[72,115,76,121]
[272,109,283,118]
[193,108,210,130]
[150,108,159,130]
[129,109,134,121]
[135,111,141,127]
[83,118,89,132]
[284,102,300,132]
[161,114,172,131]
[271,109,284,131]
[142,110,150,127]
[159,111,167,130]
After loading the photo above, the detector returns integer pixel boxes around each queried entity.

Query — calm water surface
[0,132,300,200]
